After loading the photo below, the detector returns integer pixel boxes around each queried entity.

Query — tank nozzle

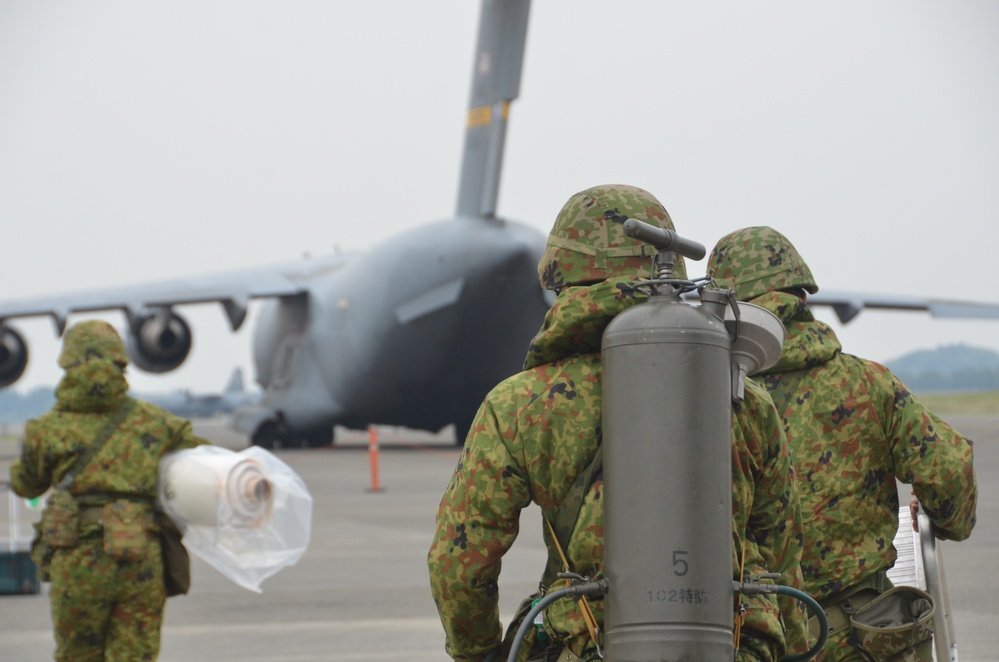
[623,218,706,260]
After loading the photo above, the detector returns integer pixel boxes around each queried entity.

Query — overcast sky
[2,0,998,395]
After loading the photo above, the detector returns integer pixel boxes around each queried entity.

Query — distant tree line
[0,387,54,425]
[885,343,999,394]
[894,367,999,393]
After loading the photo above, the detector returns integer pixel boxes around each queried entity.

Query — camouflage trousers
[48,536,166,662]
[529,646,583,662]
[532,642,773,661]
[520,639,774,661]
[811,628,933,661]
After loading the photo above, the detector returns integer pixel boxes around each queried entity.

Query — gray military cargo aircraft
[1,0,999,449]
[0,0,546,448]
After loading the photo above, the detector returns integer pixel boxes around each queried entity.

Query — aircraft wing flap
[925,301,999,319]
[0,252,355,333]
[808,289,999,324]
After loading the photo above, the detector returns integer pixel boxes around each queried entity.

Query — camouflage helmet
[58,320,129,370]
[538,184,687,291]
[706,226,818,302]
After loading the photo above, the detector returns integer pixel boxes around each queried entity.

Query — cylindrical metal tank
[601,290,734,661]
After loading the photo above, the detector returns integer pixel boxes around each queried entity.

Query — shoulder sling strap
[56,397,137,492]
[541,443,603,588]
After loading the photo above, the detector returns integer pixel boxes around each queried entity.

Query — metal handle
[623,218,706,260]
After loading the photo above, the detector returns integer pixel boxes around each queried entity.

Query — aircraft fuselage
[248,216,550,445]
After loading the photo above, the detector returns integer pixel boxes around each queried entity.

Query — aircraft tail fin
[455,0,531,220]
[224,367,245,395]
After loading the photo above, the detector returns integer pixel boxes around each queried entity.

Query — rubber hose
[506,588,575,662]
[778,585,828,661]
[507,583,828,661]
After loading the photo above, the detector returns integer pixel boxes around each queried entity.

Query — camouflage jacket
[428,278,806,661]
[750,291,977,600]
[10,357,209,514]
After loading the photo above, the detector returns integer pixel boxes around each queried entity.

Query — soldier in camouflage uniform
[9,320,210,662]
[707,226,978,661]
[428,185,808,661]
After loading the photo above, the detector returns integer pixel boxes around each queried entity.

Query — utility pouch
[157,511,191,597]
[102,501,151,561]
[502,591,572,662]
[41,490,80,548]
[29,520,54,582]
[503,592,542,660]
[848,586,935,661]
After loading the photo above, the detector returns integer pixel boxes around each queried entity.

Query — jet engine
[0,325,28,387]
[125,310,193,373]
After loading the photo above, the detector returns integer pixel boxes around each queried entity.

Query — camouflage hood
[524,276,646,369]
[54,321,130,412]
[749,291,841,373]
[55,361,130,412]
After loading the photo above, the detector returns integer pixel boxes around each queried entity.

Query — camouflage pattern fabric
[824,631,932,662]
[707,225,817,301]
[57,318,129,370]
[48,538,166,661]
[537,184,687,291]
[428,277,807,661]
[847,586,935,662]
[9,320,210,661]
[707,230,977,660]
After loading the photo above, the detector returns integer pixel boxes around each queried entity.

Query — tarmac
[1,415,996,661]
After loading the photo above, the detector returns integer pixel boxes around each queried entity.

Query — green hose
[778,585,828,662]
[506,587,572,662]
[506,579,607,662]
[507,581,828,661]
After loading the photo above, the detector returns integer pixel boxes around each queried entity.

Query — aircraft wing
[0,252,354,335]
[807,289,999,325]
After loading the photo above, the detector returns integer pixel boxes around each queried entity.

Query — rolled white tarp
[157,445,312,592]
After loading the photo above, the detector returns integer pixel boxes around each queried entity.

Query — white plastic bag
[157,446,312,592]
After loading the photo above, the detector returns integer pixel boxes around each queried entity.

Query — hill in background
[0,386,54,426]
[885,343,999,393]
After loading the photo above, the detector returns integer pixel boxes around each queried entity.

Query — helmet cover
[538,184,687,291]
[706,226,818,301]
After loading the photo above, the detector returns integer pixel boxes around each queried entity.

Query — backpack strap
[541,443,603,588]
[56,397,137,492]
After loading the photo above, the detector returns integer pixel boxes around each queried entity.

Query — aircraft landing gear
[452,418,473,447]
[302,429,333,448]
[251,420,332,449]
[251,418,302,448]
[252,421,281,450]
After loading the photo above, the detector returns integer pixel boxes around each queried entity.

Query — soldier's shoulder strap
[56,397,138,491]
[542,443,603,588]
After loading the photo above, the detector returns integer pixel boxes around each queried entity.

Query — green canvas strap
[819,570,892,610]
[541,443,603,589]
[55,397,137,492]
[503,445,604,657]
